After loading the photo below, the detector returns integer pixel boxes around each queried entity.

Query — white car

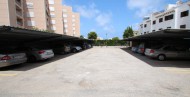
[18,46,54,62]
[145,45,190,61]
[0,46,27,68]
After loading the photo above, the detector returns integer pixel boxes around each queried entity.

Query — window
[152,30,155,32]
[140,25,143,28]
[180,25,186,28]
[144,24,147,28]
[181,10,189,17]
[63,9,67,12]
[64,24,68,28]
[159,18,163,23]
[49,7,55,11]
[72,23,75,26]
[51,26,56,30]
[26,12,34,17]
[165,14,174,21]
[163,46,177,51]
[50,13,55,17]
[27,21,35,26]
[144,32,146,34]
[72,15,75,18]
[51,20,56,24]
[167,27,171,29]
[159,28,163,30]
[26,2,33,8]
[73,27,76,30]
[48,0,54,4]
[153,20,156,25]
[72,19,76,22]
[63,14,67,18]
[64,29,68,33]
[63,19,67,23]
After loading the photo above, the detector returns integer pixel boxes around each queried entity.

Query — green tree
[123,26,134,39]
[112,37,119,41]
[80,35,84,39]
[88,32,98,39]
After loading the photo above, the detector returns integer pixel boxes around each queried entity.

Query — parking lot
[0,47,190,97]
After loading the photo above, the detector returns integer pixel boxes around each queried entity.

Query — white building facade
[139,0,190,35]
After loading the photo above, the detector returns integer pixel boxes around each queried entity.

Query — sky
[62,0,182,39]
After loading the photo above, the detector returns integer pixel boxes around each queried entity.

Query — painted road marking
[164,68,190,74]
[0,73,17,77]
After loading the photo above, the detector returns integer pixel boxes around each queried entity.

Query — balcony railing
[16,10,23,17]
[15,0,22,7]
[17,21,22,25]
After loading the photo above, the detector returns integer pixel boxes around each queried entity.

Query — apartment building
[0,0,80,37]
[48,0,63,34]
[0,0,51,31]
[63,6,80,37]
[0,0,25,28]
[23,0,52,31]
[139,0,190,35]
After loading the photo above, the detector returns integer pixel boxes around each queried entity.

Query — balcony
[16,6,23,17]
[17,18,23,27]
[16,11,22,17]
[15,0,22,7]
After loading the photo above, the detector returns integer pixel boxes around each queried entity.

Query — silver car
[0,47,27,68]
[145,45,190,61]
[18,46,54,62]
[71,46,82,53]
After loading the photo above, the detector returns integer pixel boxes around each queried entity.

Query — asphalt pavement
[0,47,190,97]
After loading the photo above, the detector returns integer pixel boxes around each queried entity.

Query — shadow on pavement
[0,49,89,71]
[121,47,190,68]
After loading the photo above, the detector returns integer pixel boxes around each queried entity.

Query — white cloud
[126,0,166,17]
[75,3,100,18]
[95,12,112,26]
[131,23,139,30]
[103,25,115,32]
[75,3,115,33]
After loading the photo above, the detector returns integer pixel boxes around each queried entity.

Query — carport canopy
[0,26,92,45]
[124,29,190,41]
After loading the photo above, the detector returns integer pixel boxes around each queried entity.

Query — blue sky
[62,0,181,39]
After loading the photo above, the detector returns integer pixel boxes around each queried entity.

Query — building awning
[124,29,190,41]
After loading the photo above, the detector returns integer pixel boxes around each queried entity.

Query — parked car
[137,43,145,54]
[87,44,92,48]
[145,45,190,61]
[0,46,27,68]
[53,44,71,54]
[85,43,92,49]
[17,46,54,62]
[71,46,82,53]
[131,46,139,53]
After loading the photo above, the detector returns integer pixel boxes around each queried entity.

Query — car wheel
[72,49,77,53]
[158,54,166,61]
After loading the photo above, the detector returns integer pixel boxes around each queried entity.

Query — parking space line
[0,73,17,77]
[164,68,190,74]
